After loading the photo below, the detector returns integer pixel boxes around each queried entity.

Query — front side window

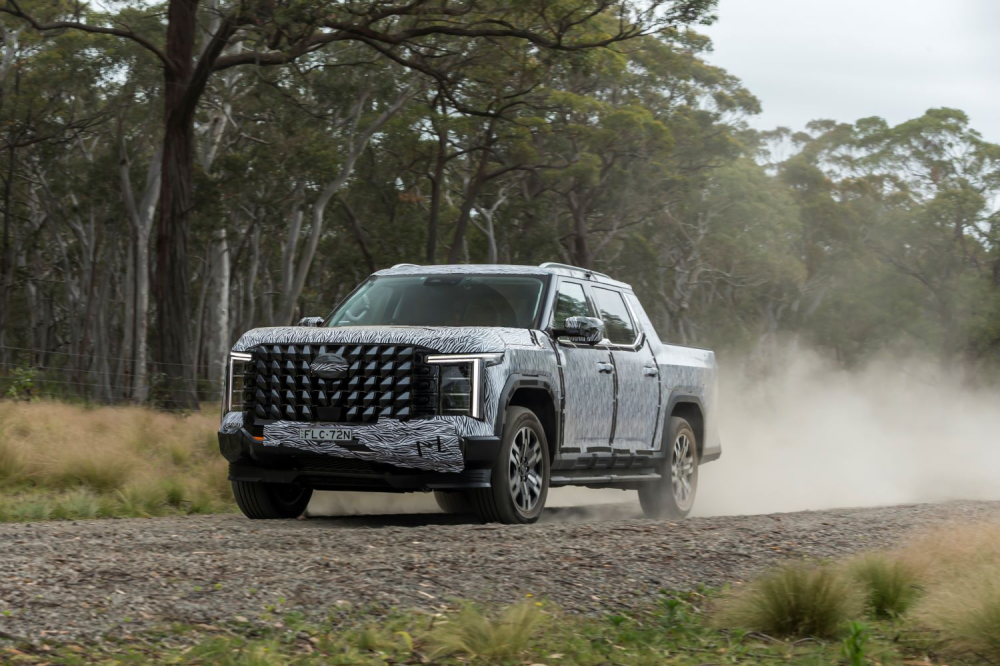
[552,281,593,329]
[327,275,545,328]
[592,287,638,345]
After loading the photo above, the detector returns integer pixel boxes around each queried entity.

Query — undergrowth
[0,400,231,520]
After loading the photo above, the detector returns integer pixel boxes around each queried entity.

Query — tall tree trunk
[426,126,447,264]
[154,0,199,409]
[207,228,230,401]
[447,149,491,264]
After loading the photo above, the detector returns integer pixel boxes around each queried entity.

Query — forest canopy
[0,1,997,406]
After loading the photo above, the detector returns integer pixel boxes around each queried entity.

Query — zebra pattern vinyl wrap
[262,418,466,472]
[232,325,534,355]
[249,334,557,472]
[221,410,244,434]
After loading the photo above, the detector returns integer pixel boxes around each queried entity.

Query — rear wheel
[470,406,550,524]
[639,416,698,520]
[434,490,473,514]
[232,480,313,519]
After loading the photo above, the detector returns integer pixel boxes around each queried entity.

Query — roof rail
[539,262,612,281]
[390,263,421,269]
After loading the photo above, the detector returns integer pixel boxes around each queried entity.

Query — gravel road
[2,500,999,642]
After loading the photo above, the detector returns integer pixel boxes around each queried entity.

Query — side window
[592,288,638,345]
[552,281,593,329]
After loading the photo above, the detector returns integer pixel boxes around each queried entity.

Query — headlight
[224,352,253,415]
[426,353,502,420]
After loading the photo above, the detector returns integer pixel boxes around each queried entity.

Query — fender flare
[493,374,561,447]
[660,392,705,450]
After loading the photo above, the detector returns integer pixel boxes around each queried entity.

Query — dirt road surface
[2,500,999,642]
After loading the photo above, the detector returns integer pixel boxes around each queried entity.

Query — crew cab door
[551,279,614,450]
[591,287,660,452]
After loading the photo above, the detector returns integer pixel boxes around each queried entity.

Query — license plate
[300,427,354,442]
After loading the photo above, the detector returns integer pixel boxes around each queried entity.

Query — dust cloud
[695,350,1000,516]
[308,350,1000,520]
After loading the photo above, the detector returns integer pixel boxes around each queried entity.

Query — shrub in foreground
[849,553,920,619]
[425,602,546,661]
[715,563,861,639]
[915,569,1000,661]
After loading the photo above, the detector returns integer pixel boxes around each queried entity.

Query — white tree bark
[276,84,419,324]
[120,143,162,402]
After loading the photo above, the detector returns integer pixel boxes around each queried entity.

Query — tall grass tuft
[849,554,920,619]
[426,602,546,661]
[714,563,861,639]
[915,569,1000,661]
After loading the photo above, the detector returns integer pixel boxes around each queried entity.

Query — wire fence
[0,344,222,412]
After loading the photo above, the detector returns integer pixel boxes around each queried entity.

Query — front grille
[242,343,438,431]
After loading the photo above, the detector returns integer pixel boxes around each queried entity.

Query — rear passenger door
[551,279,614,450]
[591,287,660,453]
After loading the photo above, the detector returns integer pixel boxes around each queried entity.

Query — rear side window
[552,282,593,328]
[592,288,638,345]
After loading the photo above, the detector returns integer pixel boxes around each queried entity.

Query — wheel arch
[665,395,705,460]
[495,376,559,463]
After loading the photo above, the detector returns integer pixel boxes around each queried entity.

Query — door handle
[643,366,659,377]
[596,362,614,374]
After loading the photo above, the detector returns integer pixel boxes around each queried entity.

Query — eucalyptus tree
[1,0,716,407]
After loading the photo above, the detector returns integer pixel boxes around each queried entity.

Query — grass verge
[0,591,984,665]
[0,400,231,521]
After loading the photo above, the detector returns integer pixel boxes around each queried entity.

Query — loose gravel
[2,500,999,642]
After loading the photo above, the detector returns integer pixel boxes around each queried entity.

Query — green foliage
[841,620,872,666]
[850,554,920,619]
[715,563,862,638]
[4,367,37,400]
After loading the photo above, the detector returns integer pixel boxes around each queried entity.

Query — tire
[639,416,699,520]
[434,490,473,514]
[470,406,550,524]
[231,480,313,519]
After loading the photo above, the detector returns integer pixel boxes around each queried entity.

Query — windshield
[326,275,546,328]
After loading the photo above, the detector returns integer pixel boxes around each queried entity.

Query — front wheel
[232,480,313,519]
[639,416,699,520]
[470,406,550,524]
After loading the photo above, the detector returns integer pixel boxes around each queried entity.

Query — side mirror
[296,316,324,327]
[553,316,604,345]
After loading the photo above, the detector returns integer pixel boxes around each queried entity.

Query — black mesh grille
[242,343,438,430]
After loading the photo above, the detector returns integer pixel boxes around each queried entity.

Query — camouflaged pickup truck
[219,262,721,524]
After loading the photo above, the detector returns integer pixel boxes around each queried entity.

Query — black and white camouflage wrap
[221,410,245,435]
[232,325,533,355]
[229,325,555,473]
[220,269,722,476]
[262,418,466,472]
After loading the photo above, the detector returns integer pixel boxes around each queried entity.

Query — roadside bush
[425,602,546,661]
[849,554,920,619]
[714,563,861,638]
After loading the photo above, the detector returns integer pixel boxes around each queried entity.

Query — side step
[550,472,660,486]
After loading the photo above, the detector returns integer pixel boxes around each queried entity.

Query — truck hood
[232,325,538,355]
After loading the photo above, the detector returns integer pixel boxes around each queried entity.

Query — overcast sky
[701,0,1000,143]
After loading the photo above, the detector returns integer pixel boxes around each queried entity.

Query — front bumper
[219,419,500,492]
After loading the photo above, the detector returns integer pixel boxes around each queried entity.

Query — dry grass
[893,522,1000,661]
[425,602,547,661]
[0,400,231,520]
[714,563,862,639]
